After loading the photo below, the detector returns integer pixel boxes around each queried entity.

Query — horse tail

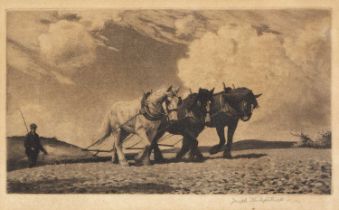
[93,112,113,146]
[103,111,114,136]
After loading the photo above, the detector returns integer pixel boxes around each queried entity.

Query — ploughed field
[7,146,331,194]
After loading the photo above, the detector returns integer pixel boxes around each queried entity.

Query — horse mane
[146,87,168,102]
[181,93,198,110]
[222,87,258,107]
[212,87,252,103]
[213,91,224,97]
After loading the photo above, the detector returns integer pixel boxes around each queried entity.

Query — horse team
[95,84,261,166]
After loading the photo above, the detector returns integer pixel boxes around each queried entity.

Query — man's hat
[30,123,37,129]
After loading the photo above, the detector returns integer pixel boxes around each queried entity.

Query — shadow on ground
[232,153,267,159]
[197,140,295,153]
[8,178,178,193]
[8,139,296,171]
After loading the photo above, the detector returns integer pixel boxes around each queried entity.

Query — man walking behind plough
[24,123,48,167]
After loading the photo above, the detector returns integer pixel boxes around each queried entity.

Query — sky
[6,10,331,147]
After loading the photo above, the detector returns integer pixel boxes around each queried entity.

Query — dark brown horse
[207,83,262,158]
[151,88,215,162]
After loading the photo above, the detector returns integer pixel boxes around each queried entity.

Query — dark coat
[24,132,47,154]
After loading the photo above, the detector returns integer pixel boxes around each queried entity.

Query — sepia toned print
[6,10,331,194]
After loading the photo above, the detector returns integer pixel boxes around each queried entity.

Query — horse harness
[140,91,178,121]
[84,91,176,150]
[210,93,240,118]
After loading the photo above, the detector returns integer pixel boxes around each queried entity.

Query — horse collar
[140,93,165,121]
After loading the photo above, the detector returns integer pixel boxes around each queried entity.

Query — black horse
[207,83,262,158]
[151,88,215,162]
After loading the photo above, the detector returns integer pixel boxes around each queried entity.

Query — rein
[184,96,209,122]
[140,92,176,121]
[140,102,165,121]
[84,91,178,150]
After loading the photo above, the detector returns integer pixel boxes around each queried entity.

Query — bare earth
[7,148,331,194]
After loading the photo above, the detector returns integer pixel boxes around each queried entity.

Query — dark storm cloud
[7,11,187,145]
[7,10,331,146]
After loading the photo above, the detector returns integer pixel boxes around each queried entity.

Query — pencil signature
[231,196,284,204]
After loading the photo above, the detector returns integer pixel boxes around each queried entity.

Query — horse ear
[174,86,180,94]
[255,93,262,98]
[167,85,173,92]
[198,88,202,93]
[223,82,226,89]
[210,88,215,94]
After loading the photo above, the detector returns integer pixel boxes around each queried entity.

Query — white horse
[95,86,180,166]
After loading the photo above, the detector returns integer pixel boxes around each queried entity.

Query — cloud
[7,12,78,85]
[7,37,76,85]
[76,11,123,31]
[7,42,48,79]
[56,10,123,31]
[174,14,197,37]
[50,70,75,85]
[284,16,330,73]
[7,103,80,143]
[178,22,288,92]
[7,104,53,135]
[38,20,97,74]
[177,19,330,139]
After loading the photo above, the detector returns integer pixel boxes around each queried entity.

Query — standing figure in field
[24,123,48,167]
[95,86,181,166]
[207,83,262,158]
[151,88,215,162]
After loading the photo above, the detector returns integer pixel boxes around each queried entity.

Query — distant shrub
[293,132,314,147]
[318,131,331,148]
[292,131,331,149]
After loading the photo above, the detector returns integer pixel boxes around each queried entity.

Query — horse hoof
[193,157,205,162]
[209,145,223,155]
[142,159,152,166]
[223,153,232,159]
[196,153,206,161]
[119,160,130,167]
[135,159,152,166]
[143,162,151,166]
[154,157,166,163]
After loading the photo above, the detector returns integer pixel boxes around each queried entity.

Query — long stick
[125,139,143,150]
[158,133,174,143]
[19,109,29,133]
[171,138,183,147]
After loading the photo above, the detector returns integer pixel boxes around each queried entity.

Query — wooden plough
[82,132,182,157]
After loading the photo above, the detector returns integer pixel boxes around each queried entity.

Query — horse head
[141,85,181,121]
[223,82,233,93]
[196,88,214,107]
[164,85,181,121]
[224,87,262,121]
[196,88,215,122]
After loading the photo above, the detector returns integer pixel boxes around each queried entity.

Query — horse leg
[135,129,152,166]
[153,144,165,162]
[175,136,190,161]
[188,135,204,162]
[152,120,171,162]
[224,120,238,159]
[111,142,119,164]
[150,128,166,163]
[209,126,226,155]
[115,129,130,166]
